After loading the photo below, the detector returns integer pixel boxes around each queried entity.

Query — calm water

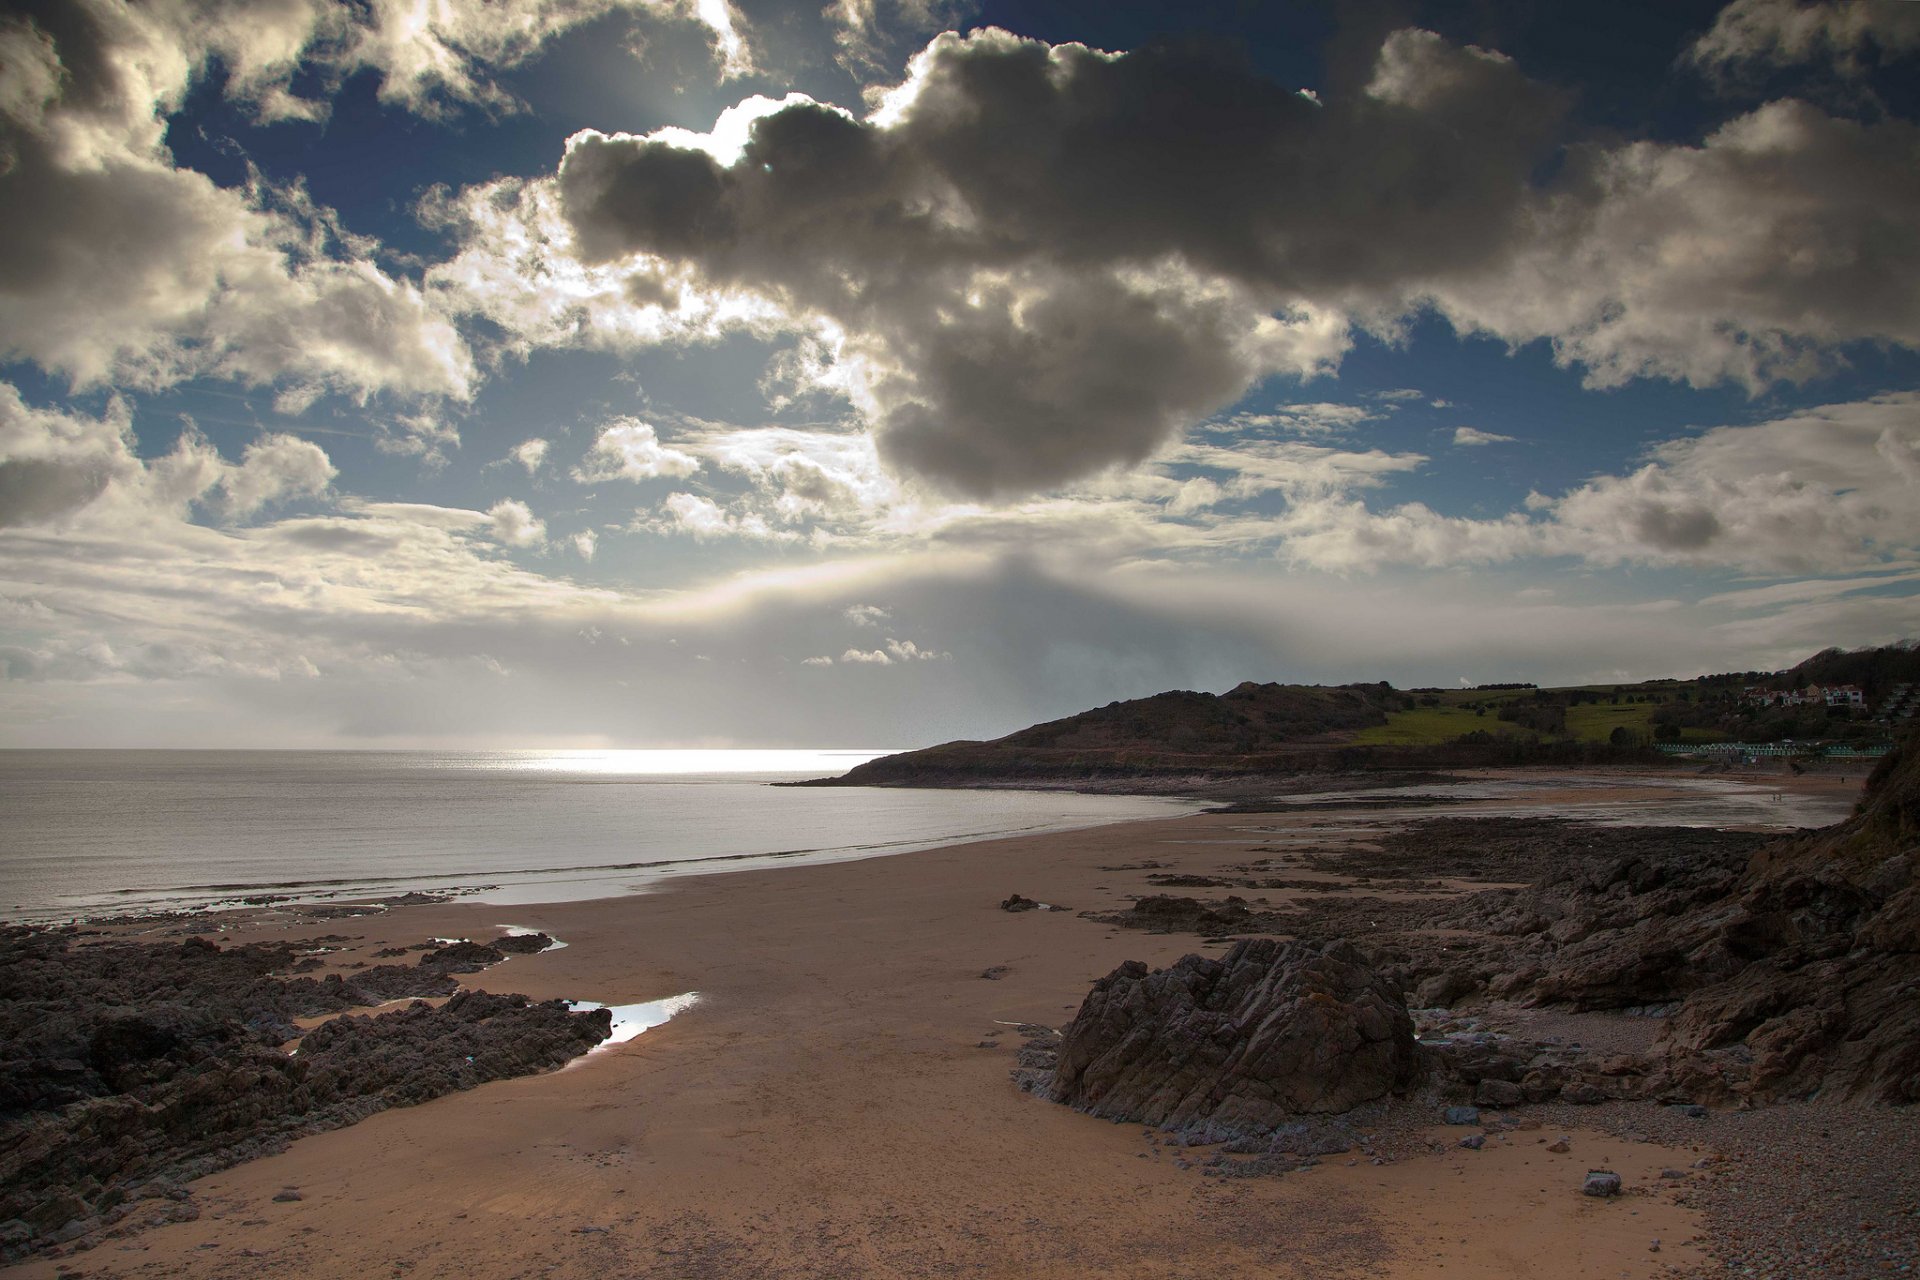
[0,750,1195,923]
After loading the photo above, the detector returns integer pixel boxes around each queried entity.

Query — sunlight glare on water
[486,748,898,775]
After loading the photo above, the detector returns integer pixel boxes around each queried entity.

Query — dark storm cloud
[558,27,1565,496]
[550,21,1920,498]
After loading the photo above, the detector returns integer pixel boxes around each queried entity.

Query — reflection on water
[1269,773,1854,831]
[566,992,700,1051]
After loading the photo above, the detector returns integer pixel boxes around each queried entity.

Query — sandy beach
[8,769,1890,1280]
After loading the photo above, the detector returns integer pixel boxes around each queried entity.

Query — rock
[1473,1079,1525,1108]
[1660,1168,1687,1180]
[271,1191,302,1203]
[1089,894,1276,935]
[1000,894,1039,912]
[418,940,506,972]
[1415,968,1481,1008]
[1547,1138,1571,1153]
[1442,1106,1481,1126]
[0,928,608,1262]
[492,933,553,955]
[1582,1170,1623,1197]
[1561,1082,1607,1105]
[1049,939,1421,1136]
[1458,1134,1485,1150]
[979,966,1010,980]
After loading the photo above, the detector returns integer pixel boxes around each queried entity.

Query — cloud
[1452,427,1516,446]
[1429,99,1920,390]
[1213,403,1382,437]
[219,434,337,517]
[574,418,701,482]
[4,386,1917,748]
[572,529,598,561]
[375,411,461,467]
[1267,392,1920,574]
[825,0,976,77]
[844,603,890,626]
[487,499,547,547]
[657,491,791,541]
[885,637,948,661]
[1687,0,1920,81]
[0,382,335,530]
[1544,392,1920,571]
[455,20,1920,500]
[508,438,552,475]
[553,27,1560,497]
[0,3,474,400]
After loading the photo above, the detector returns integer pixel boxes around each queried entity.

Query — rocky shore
[999,738,1919,1274]
[0,927,604,1261]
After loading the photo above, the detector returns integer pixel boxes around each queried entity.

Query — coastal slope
[808,680,1402,787]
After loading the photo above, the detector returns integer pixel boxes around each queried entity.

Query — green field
[1354,691,1738,747]
[1351,706,1528,745]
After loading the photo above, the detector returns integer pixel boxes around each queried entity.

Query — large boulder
[1049,938,1421,1135]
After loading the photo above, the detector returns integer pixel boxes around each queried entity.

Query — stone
[1547,1138,1571,1154]
[1582,1170,1623,1197]
[1458,1134,1486,1150]
[1000,894,1039,912]
[1473,1079,1525,1108]
[1442,1106,1481,1126]
[1049,939,1421,1135]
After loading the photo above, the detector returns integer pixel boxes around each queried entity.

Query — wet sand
[11,768,1864,1279]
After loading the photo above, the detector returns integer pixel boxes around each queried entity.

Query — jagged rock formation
[0,932,608,1259]
[1049,938,1420,1136]
[1437,736,1920,1102]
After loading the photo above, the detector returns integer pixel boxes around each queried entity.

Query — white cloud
[375,411,461,467]
[509,438,552,475]
[1260,392,1920,575]
[0,5,474,400]
[220,434,337,517]
[1452,426,1516,446]
[572,529,598,561]
[844,603,891,627]
[574,418,701,483]
[885,637,949,661]
[839,647,893,664]
[487,499,547,547]
[1428,100,1920,391]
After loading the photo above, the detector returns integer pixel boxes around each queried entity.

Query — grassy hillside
[808,645,1907,788]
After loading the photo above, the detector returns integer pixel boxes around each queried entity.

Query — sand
[12,769,1868,1279]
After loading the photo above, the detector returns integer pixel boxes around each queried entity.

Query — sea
[0,749,1196,924]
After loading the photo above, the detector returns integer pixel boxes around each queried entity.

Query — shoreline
[11,761,1853,930]
[5,767,1899,1278]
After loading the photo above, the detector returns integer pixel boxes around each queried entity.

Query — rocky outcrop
[1049,938,1420,1137]
[1440,735,1920,1103]
[0,931,609,1260]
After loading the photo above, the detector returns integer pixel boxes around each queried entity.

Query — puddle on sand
[565,992,700,1053]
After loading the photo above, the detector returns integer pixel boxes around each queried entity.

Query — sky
[2,0,1918,749]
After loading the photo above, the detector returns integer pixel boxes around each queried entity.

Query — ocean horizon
[0,748,1195,923]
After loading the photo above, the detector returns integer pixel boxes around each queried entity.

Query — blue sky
[2,0,1917,747]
